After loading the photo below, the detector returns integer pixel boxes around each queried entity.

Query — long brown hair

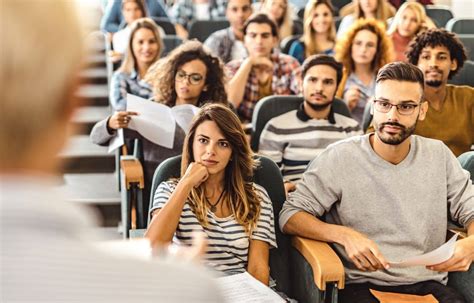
[181,104,261,233]
[302,0,336,57]
[354,0,393,21]
[145,41,228,107]
[119,18,163,74]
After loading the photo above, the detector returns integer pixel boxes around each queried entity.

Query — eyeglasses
[373,100,422,116]
[175,70,204,85]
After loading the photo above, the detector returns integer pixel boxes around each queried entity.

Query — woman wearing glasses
[91,41,229,211]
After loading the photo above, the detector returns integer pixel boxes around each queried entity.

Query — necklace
[206,189,225,213]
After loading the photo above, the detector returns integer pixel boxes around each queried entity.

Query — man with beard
[280,62,474,303]
[406,28,474,157]
[258,55,361,195]
[204,0,253,63]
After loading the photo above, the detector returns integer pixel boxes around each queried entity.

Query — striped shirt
[259,104,362,182]
[151,180,277,273]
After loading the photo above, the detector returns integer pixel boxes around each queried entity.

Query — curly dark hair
[145,40,228,107]
[406,28,467,79]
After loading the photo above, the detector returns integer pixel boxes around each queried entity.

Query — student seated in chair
[91,41,229,213]
[146,104,277,285]
[406,28,474,157]
[280,62,474,303]
[226,13,301,123]
[1,1,222,301]
[204,0,253,63]
[259,55,361,195]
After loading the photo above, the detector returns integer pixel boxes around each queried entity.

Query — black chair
[162,35,184,56]
[458,34,474,61]
[188,19,230,42]
[297,8,305,20]
[151,17,176,35]
[280,34,301,54]
[425,5,454,28]
[446,18,474,34]
[334,16,342,31]
[292,19,304,35]
[448,60,474,87]
[250,95,352,151]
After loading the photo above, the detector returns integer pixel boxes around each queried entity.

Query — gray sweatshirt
[280,134,474,286]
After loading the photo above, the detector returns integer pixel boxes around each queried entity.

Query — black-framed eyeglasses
[373,99,423,116]
[175,70,204,85]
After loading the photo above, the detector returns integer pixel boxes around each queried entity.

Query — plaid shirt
[226,50,301,122]
[170,0,227,28]
[110,69,153,110]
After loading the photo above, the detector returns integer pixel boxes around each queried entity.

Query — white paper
[216,272,285,303]
[171,104,200,134]
[108,128,124,153]
[390,234,458,268]
[126,94,176,148]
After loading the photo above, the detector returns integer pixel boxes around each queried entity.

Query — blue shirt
[100,0,169,33]
[288,40,335,64]
[109,69,153,110]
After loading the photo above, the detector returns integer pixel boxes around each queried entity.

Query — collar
[296,102,336,124]
[130,68,138,80]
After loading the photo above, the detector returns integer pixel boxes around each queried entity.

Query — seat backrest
[151,17,176,35]
[162,35,184,56]
[446,18,474,34]
[147,155,292,295]
[458,34,474,61]
[292,19,304,35]
[448,60,474,87]
[425,5,454,28]
[280,34,301,54]
[251,95,352,151]
[188,19,230,42]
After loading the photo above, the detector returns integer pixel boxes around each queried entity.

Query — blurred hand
[108,50,123,63]
[284,181,296,197]
[182,162,209,188]
[340,227,390,272]
[250,56,274,72]
[345,86,361,111]
[107,111,138,130]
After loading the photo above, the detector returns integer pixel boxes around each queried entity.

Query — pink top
[391,31,413,62]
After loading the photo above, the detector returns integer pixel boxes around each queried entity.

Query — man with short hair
[1,1,223,302]
[280,62,474,303]
[204,0,252,63]
[259,55,361,194]
[406,28,474,157]
[226,13,301,123]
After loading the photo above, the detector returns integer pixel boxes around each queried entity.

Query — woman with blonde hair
[110,17,163,110]
[387,1,436,61]
[335,18,394,123]
[259,0,295,41]
[146,103,276,285]
[337,0,395,39]
[289,0,336,64]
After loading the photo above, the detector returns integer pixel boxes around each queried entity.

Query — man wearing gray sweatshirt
[280,62,474,303]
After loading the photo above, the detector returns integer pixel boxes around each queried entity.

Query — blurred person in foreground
[0,1,223,302]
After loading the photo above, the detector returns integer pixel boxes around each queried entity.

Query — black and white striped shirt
[151,180,277,273]
[259,105,362,182]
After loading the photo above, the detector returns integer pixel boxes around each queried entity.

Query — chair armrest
[291,236,345,290]
[120,155,144,190]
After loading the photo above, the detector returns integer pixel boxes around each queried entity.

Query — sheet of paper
[390,234,458,268]
[108,128,124,153]
[126,94,176,148]
[216,272,285,303]
[171,104,200,134]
